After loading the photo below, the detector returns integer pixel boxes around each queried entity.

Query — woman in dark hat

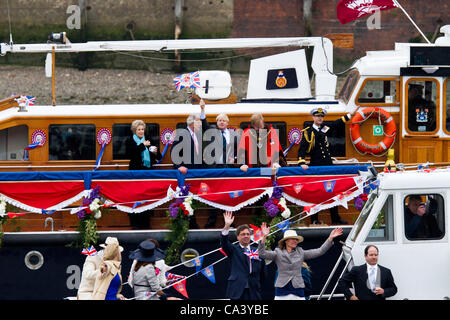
[129,240,168,300]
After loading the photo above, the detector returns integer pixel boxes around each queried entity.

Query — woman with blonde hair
[92,238,126,300]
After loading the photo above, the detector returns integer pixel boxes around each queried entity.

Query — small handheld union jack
[81,245,98,256]
[244,248,259,260]
[173,71,201,92]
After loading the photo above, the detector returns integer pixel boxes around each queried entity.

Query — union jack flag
[244,248,259,260]
[81,245,98,256]
[165,272,186,286]
[14,95,36,106]
[173,71,201,92]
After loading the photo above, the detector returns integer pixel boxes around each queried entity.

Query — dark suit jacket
[170,128,204,170]
[201,118,238,168]
[220,233,263,300]
[125,137,161,170]
[338,264,397,300]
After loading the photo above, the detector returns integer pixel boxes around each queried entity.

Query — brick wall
[232,0,449,65]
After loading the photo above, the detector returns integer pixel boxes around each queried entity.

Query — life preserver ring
[350,107,396,155]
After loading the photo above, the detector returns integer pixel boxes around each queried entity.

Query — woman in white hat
[258,224,343,300]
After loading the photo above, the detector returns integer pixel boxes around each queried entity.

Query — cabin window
[404,194,445,241]
[0,125,28,161]
[445,79,450,132]
[365,195,394,242]
[239,122,287,150]
[112,123,160,160]
[337,69,359,103]
[302,120,345,157]
[356,79,398,104]
[49,125,96,160]
[406,80,438,133]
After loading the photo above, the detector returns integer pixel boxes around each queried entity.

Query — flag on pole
[173,71,201,92]
[165,272,186,286]
[337,0,397,24]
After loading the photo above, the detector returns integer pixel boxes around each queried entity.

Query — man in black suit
[338,245,397,300]
[220,211,264,300]
[200,99,239,227]
[171,113,204,174]
[170,113,204,228]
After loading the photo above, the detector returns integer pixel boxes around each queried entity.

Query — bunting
[200,266,216,284]
[173,279,189,299]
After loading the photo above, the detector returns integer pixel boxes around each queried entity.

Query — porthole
[24,251,44,270]
[180,248,199,267]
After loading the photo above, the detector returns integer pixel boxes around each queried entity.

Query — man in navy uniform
[297,106,359,225]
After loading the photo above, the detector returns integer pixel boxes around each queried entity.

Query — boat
[0,23,450,300]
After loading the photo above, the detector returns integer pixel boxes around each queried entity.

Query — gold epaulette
[297,157,306,164]
[301,127,315,153]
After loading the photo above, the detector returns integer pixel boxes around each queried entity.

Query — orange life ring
[350,107,396,155]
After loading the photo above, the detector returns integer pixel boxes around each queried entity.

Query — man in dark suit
[200,99,239,227]
[171,113,204,174]
[338,245,397,300]
[220,211,264,300]
[170,113,204,228]
[298,107,359,225]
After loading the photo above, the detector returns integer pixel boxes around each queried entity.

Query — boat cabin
[343,169,450,299]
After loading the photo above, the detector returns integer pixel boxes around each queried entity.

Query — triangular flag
[219,248,228,257]
[173,279,189,299]
[200,266,216,284]
[323,180,336,192]
[276,219,291,231]
[229,190,243,198]
[249,224,263,242]
[293,183,303,194]
[199,182,210,195]
[193,256,204,273]
[7,212,26,218]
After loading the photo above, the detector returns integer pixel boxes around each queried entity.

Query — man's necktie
[369,267,376,292]
[192,132,199,154]
[222,130,227,163]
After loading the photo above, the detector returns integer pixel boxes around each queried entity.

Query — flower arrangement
[264,180,291,219]
[73,186,106,248]
[262,180,292,248]
[354,193,368,211]
[165,184,194,265]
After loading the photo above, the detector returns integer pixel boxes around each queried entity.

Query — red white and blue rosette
[160,128,175,145]
[97,128,112,145]
[31,129,47,146]
[288,128,302,145]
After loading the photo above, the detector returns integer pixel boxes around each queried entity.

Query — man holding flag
[220,211,264,300]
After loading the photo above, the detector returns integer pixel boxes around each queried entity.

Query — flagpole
[392,0,431,44]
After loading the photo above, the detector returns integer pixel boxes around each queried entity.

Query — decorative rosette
[160,128,175,145]
[288,128,302,145]
[96,128,112,145]
[31,130,47,146]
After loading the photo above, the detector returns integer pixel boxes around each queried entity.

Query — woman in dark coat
[126,120,161,170]
[125,120,161,229]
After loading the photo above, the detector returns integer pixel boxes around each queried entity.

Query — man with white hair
[170,112,204,174]
[200,99,238,228]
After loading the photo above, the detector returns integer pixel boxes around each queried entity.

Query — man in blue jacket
[220,211,264,300]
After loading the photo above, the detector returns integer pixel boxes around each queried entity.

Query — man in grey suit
[338,245,397,300]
